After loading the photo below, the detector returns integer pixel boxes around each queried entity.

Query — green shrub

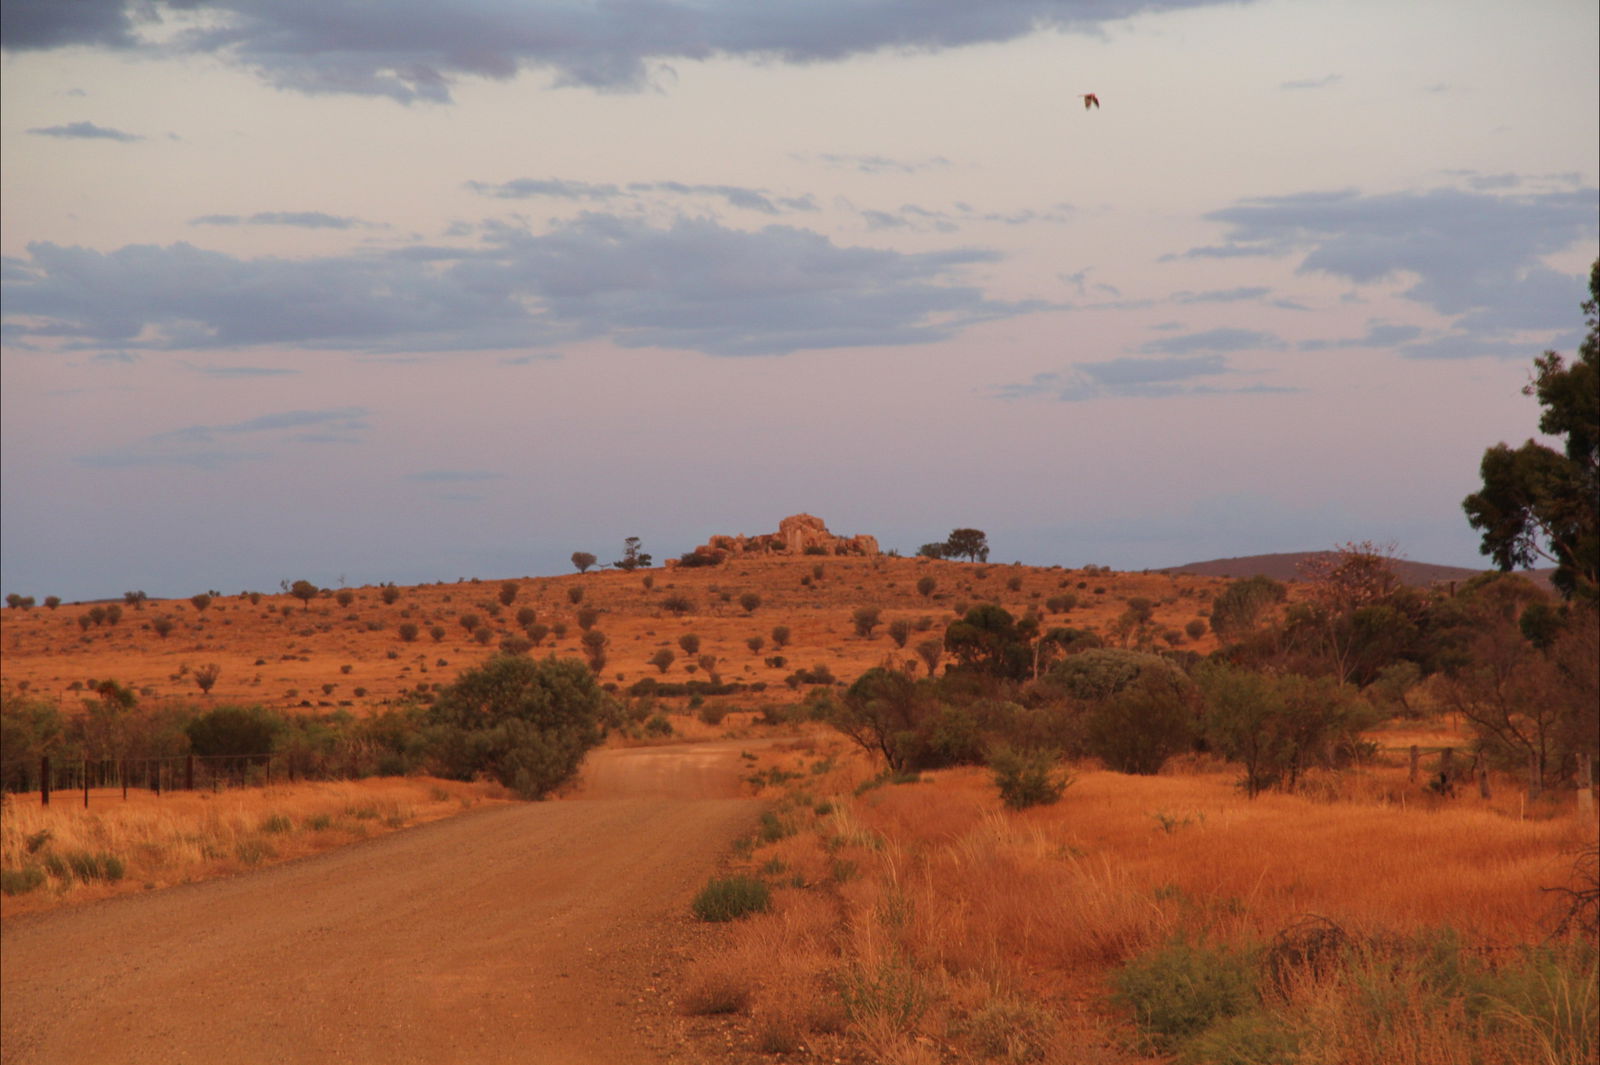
[1,867,46,895]
[64,850,125,883]
[1177,1010,1300,1065]
[691,875,771,922]
[1113,937,1258,1054]
[989,746,1071,809]
[957,995,1056,1063]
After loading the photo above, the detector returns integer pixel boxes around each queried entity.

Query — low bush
[1113,937,1258,1054]
[691,875,771,922]
[989,746,1072,809]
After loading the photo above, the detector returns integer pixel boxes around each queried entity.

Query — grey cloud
[1,0,137,50]
[1279,74,1341,90]
[466,178,625,201]
[190,211,367,229]
[468,177,814,216]
[1298,321,1424,351]
[806,153,954,174]
[1190,187,1596,340]
[5,214,1039,357]
[1138,327,1286,355]
[3,0,1254,102]
[75,407,367,469]
[28,120,142,141]
[1174,286,1270,303]
[997,354,1288,401]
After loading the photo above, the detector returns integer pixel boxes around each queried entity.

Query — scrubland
[685,734,1597,1064]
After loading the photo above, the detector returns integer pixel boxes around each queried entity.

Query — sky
[2,0,1597,603]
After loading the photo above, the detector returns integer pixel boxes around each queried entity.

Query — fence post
[186,754,195,791]
[153,759,160,796]
[41,756,50,806]
[122,759,128,801]
[84,759,90,808]
[1528,750,1543,802]
[1478,764,1491,800]
[1408,745,1419,784]
[1578,753,1595,821]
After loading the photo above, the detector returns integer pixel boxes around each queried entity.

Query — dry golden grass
[703,733,1596,1064]
[0,776,509,917]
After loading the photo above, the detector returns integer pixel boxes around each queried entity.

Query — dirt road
[1,741,768,1065]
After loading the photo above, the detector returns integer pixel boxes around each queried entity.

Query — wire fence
[3,752,336,807]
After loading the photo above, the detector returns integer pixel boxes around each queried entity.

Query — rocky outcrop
[677,514,879,565]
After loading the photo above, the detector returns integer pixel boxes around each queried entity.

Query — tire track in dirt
[2,741,771,1065]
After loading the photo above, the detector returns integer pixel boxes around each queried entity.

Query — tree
[739,592,761,615]
[1209,576,1287,642]
[193,663,222,695]
[852,605,883,638]
[289,580,319,611]
[423,655,607,798]
[580,629,608,673]
[1464,260,1599,601]
[916,576,937,598]
[917,543,948,560]
[943,528,990,563]
[943,604,1034,681]
[571,552,597,574]
[187,704,282,759]
[650,648,676,674]
[826,667,938,772]
[499,581,520,606]
[613,536,652,571]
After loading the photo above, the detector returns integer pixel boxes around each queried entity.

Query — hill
[1159,551,1554,591]
[0,556,1231,715]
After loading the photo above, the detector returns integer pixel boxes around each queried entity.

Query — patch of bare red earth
[1,741,773,1065]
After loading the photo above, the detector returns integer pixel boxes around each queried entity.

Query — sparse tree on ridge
[943,528,990,563]
[571,552,597,574]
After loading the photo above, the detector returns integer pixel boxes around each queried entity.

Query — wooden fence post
[1528,750,1543,802]
[1479,765,1491,800]
[1579,753,1595,821]
[83,759,90,808]
[122,760,128,801]
[186,754,195,792]
[1409,745,1420,784]
[41,756,50,807]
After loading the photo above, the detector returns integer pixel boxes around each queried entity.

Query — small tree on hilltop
[571,551,598,574]
[499,581,520,607]
[613,536,652,572]
[943,528,990,563]
[190,593,213,614]
[193,663,222,696]
[289,580,319,611]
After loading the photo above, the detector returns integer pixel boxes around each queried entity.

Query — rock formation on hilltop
[675,514,879,566]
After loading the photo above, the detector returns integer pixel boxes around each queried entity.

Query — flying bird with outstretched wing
[1079,93,1100,110]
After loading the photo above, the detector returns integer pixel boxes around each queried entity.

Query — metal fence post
[41,756,50,806]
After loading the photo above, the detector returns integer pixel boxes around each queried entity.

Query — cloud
[0,0,138,50]
[2,0,1256,102]
[27,120,142,142]
[190,211,368,229]
[4,214,1040,357]
[466,178,625,201]
[1175,184,1597,357]
[75,407,369,468]
[997,353,1293,401]
[467,177,818,216]
[802,153,954,174]
[1173,286,1271,304]
[1298,321,1424,351]
[1279,74,1341,90]
[1138,327,1286,355]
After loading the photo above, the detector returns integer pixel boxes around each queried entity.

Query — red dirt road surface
[1,741,767,1065]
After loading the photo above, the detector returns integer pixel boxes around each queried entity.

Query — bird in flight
[1079,93,1100,110]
